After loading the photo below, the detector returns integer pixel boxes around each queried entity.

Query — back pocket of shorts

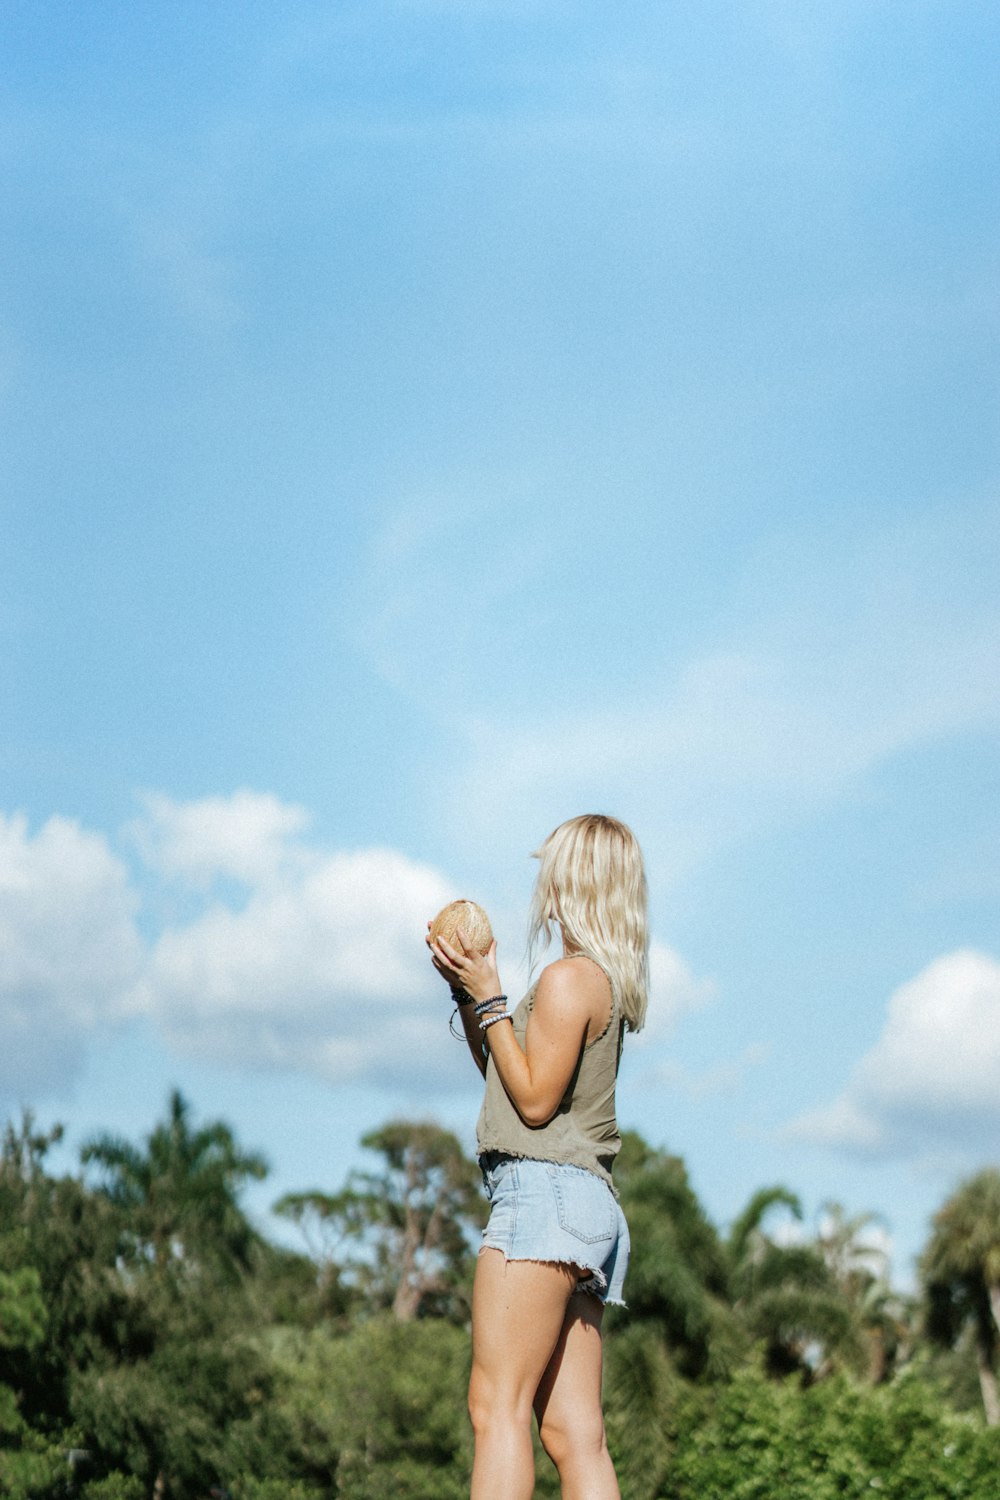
[548,1166,616,1245]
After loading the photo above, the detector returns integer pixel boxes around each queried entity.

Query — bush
[269,1315,473,1499]
[228,1482,325,1500]
[80,1475,146,1500]
[621,1367,1000,1500]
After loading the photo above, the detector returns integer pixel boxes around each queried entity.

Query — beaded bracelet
[450,986,474,1008]
[474,994,508,1016]
[480,1009,511,1032]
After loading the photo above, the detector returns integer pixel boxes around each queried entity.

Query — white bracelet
[480,1010,511,1032]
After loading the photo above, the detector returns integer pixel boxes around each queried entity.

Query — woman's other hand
[425,921,466,993]
[427,927,501,1003]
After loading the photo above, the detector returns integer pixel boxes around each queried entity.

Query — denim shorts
[479,1154,630,1307]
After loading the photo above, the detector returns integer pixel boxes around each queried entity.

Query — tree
[815,1200,913,1384]
[68,1274,278,1500]
[277,1120,485,1322]
[727,1186,861,1380]
[0,1110,123,1442]
[265,1316,472,1497]
[75,1093,276,1497]
[603,1322,676,1500]
[922,1167,1000,1426]
[81,1089,267,1278]
[0,1116,76,1500]
[609,1133,733,1378]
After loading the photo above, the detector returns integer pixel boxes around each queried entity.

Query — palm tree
[921,1167,1000,1426]
[727,1187,861,1380]
[81,1088,268,1276]
[815,1200,913,1383]
[77,1093,270,1500]
[815,1200,887,1293]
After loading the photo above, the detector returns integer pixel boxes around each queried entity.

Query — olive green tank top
[476,975,625,1190]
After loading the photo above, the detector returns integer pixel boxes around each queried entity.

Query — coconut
[429,899,493,954]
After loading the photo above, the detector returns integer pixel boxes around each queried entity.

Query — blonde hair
[528,814,649,1032]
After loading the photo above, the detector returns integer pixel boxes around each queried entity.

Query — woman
[429,814,649,1500]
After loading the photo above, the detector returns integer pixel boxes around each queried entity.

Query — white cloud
[0,795,458,1098]
[786,950,1000,1157]
[634,938,715,1045]
[130,789,311,887]
[0,813,143,1096]
[135,843,714,1092]
[2,791,720,1102]
[619,939,748,1100]
[130,801,459,1086]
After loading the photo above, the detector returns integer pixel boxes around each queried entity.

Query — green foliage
[633,1366,1000,1500]
[276,1120,486,1323]
[269,1314,473,1497]
[82,1088,269,1279]
[228,1481,325,1500]
[0,1114,124,1436]
[726,1186,865,1380]
[612,1133,732,1378]
[80,1473,146,1500]
[604,1322,676,1500]
[0,1266,46,1351]
[1,1101,998,1496]
[0,1383,68,1499]
[68,1262,278,1498]
[922,1168,1000,1426]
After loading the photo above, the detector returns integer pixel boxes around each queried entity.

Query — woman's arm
[485,962,595,1125]
[430,935,608,1126]
[452,998,488,1078]
[426,926,502,1079]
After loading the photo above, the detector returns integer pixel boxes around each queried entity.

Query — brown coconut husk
[429,899,494,954]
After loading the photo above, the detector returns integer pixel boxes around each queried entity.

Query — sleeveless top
[476,973,625,1190]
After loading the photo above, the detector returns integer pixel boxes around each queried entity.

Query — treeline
[0,1092,998,1499]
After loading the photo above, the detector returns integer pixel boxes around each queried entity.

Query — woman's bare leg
[469,1249,579,1500]
[534,1291,620,1499]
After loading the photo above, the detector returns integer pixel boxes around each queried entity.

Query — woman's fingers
[429,931,502,1004]
[454,927,468,954]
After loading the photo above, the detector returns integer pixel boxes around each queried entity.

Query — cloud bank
[0,790,721,1101]
[786,949,1000,1158]
[0,813,144,1096]
[0,794,456,1097]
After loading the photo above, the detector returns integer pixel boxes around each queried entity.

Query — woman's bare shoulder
[535,957,611,1019]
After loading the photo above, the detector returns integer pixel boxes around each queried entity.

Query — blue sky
[2,0,998,1285]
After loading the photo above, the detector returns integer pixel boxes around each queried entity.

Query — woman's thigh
[533,1290,606,1442]
[470,1248,580,1413]
[534,1295,621,1497]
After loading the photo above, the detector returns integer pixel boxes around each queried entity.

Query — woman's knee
[467,1371,491,1437]
[468,1369,533,1438]
[538,1406,608,1469]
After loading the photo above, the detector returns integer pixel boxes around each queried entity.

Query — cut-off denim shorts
[479,1153,630,1307]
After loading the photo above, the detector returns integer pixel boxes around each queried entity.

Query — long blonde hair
[528,814,649,1032]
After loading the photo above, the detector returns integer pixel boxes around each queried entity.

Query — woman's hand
[426,926,502,1004]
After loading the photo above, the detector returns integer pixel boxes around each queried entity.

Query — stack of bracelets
[450,987,511,1034]
[475,994,511,1031]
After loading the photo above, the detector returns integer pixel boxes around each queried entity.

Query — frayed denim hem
[477,1244,627,1308]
